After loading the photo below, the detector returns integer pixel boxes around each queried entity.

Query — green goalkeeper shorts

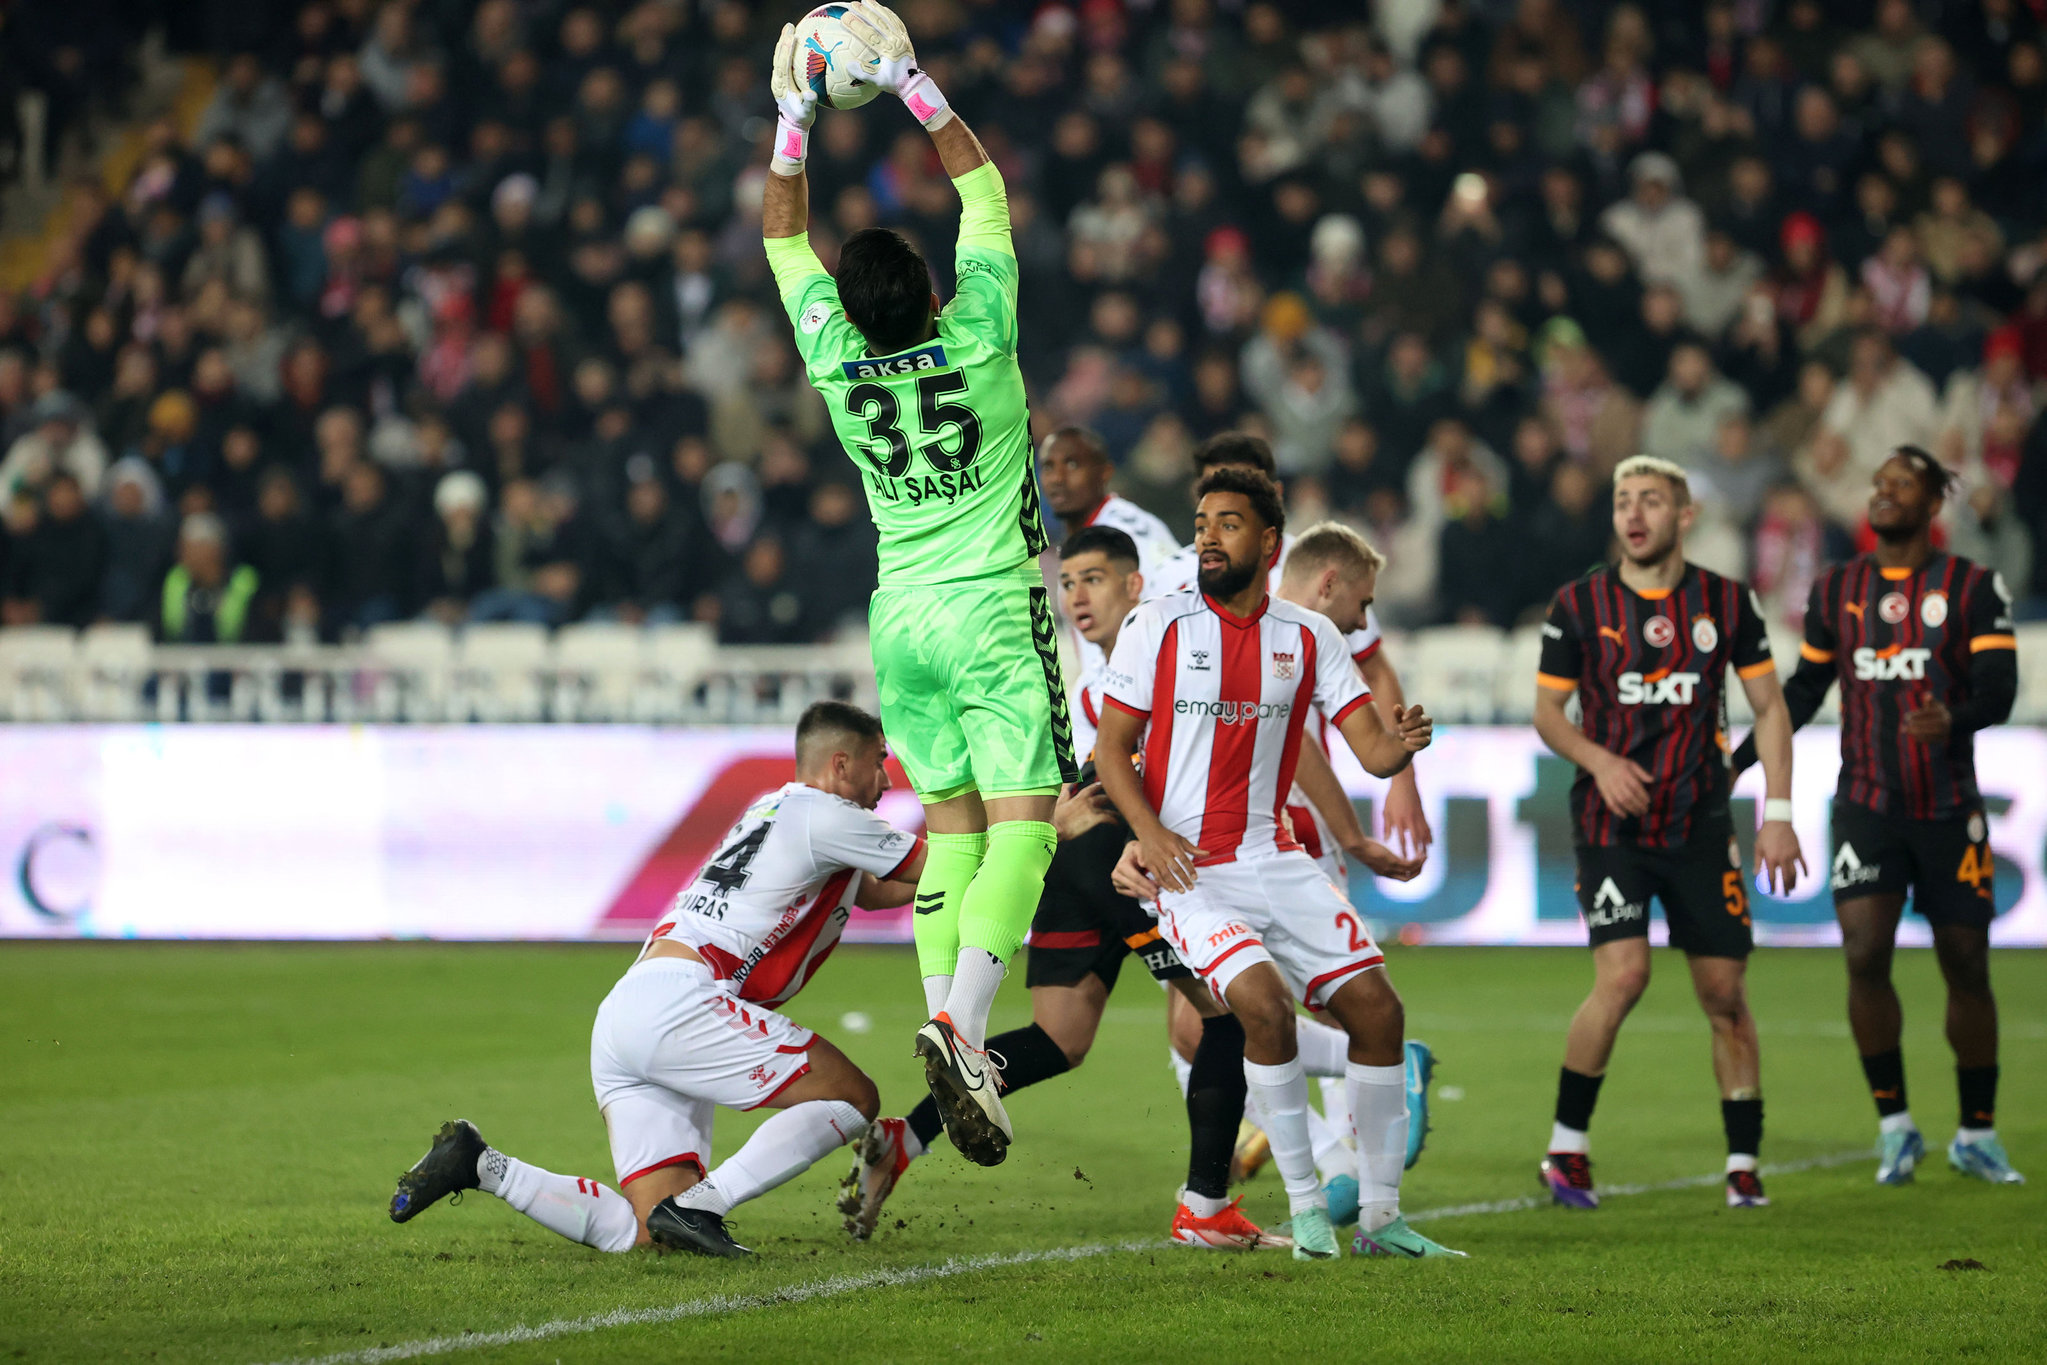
[869,570,1079,801]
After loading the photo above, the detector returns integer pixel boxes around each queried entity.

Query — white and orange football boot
[837,1117,913,1241]
[1170,1192,1291,1250]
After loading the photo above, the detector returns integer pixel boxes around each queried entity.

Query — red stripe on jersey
[1352,640,1380,664]
[1194,934,1267,980]
[1328,693,1371,728]
[1080,688,1099,726]
[1198,611,1264,861]
[1141,620,1181,813]
[1301,955,1386,1009]
[1286,804,1324,859]
[1269,623,1319,853]
[695,941,746,979]
[740,869,856,1004]
[1031,929,1103,949]
[883,837,925,883]
[745,1060,813,1110]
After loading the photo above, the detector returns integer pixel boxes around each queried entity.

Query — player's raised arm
[761,23,822,267]
[841,2,991,177]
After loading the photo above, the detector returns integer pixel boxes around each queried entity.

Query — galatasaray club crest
[1921,592,1948,628]
[1691,616,1719,651]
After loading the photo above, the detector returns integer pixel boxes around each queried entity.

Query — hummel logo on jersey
[1852,647,1932,681]
[1586,877,1644,928]
[1187,650,1211,671]
[1832,843,1880,891]
[841,344,948,380]
[1616,671,1702,705]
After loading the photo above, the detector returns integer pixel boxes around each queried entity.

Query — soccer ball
[792,5,882,110]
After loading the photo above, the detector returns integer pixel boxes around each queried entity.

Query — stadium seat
[79,624,153,722]
[0,625,79,720]
[1493,623,1547,722]
[1408,625,1508,724]
[454,623,553,722]
[640,623,718,721]
[554,623,649,722]
[366,622,455,722]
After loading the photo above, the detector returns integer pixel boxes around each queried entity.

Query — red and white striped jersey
[1102,591,1372,865]
[1067,494,1184,676]
[640,783,921,1008]
[1147,534,1383,665]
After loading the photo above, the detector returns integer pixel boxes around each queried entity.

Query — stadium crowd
[0,0,2044,647]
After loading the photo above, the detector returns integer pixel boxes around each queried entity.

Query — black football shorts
[1575,815,1753,958]
[1024,822,1192,991]
[1829,800,1996,929]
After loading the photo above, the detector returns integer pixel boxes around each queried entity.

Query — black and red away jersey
[1800,552,2015,819]
[1538,564,1775,847]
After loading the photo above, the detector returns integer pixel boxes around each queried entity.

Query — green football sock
[913,831,986,981]
[956,820,1058,964]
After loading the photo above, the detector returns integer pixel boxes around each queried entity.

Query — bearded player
[1532,456,1804,1210]
[1733,447,2022,1186]
[841,525,1291,1249]
[764,1,1070,1165]
[388,704,925,1258]
[1094,467,1460,1261]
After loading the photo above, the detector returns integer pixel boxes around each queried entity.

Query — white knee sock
[1243,1057,1322,1215]
[1305,1101,1351,1184]
[1170,1047,1194,1099]
[1347,1061,1408,1233]
[676,1101,868,1216]
[1295,1017,1349,1076]
[1319,1074,1353,1139]
[922,974,953,1017]
[941,949,1007,1049]
[477,1148,638,1253]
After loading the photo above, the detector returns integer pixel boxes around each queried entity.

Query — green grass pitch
[3,943,2043,1363]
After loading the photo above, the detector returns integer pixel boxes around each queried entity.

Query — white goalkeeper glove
[769,22,817,175]
[842,0,953,129]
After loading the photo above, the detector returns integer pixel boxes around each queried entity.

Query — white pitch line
[266,1149,1874,1365]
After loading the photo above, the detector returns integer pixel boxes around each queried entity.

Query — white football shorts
[1156,851,1384,1011]
[589,956,816,1186]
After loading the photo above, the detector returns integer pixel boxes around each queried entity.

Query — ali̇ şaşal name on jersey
[835,341,988,509]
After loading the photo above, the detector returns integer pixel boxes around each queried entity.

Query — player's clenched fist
[1393,703,1433,752]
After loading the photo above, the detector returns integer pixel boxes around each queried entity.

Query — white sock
[1880,1110,1919,1136]
[1180,1185,1229,1218]
[1305,1101,1350,1184]
[1549,1122,1590,1154]
[1243,1056,1321,1215]
[1347,1061,1407,1233]
[479,1149,638,1253]
[1726,1153,1758,1173]
[1295,1017,1349,1076]
[1170,1047,1193,1099]
[1319,1074,1353,1137]
[677,1100,868,1217]
[1957,1125,1997,1145]
[899,1118,927,1160]
[941,949,1006,1049]
[921,974,953,1017]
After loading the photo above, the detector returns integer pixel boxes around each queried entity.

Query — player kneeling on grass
[389,702,928,1258]
[1092,468,1463,1262]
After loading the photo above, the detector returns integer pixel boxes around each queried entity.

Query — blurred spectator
[97,459,174,623]
[1641,342,1748,469]
[1600,153,1704,288]
[1807,330,1940,527]
[156,513,257,644]
[3,472,105,627]
[194,54,293,163]
[2,394,109,500]
[716,535,807,645]
[330,461,413,630]
[242,470,329,643]
[1752,481,1850,629]
[418,471,495,625]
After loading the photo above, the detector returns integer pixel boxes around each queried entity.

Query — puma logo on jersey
[1598,626,1628,645]
[1586,877,1644,927]
[1852,647,1932,681]
[841,343,949,379]
[1616,671,1702,705]
[1832,842,1880,890]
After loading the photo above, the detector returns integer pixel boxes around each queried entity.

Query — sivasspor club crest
[1272,651,1295,679]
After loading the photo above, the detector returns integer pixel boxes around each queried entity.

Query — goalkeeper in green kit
[761,1,1074,1166]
